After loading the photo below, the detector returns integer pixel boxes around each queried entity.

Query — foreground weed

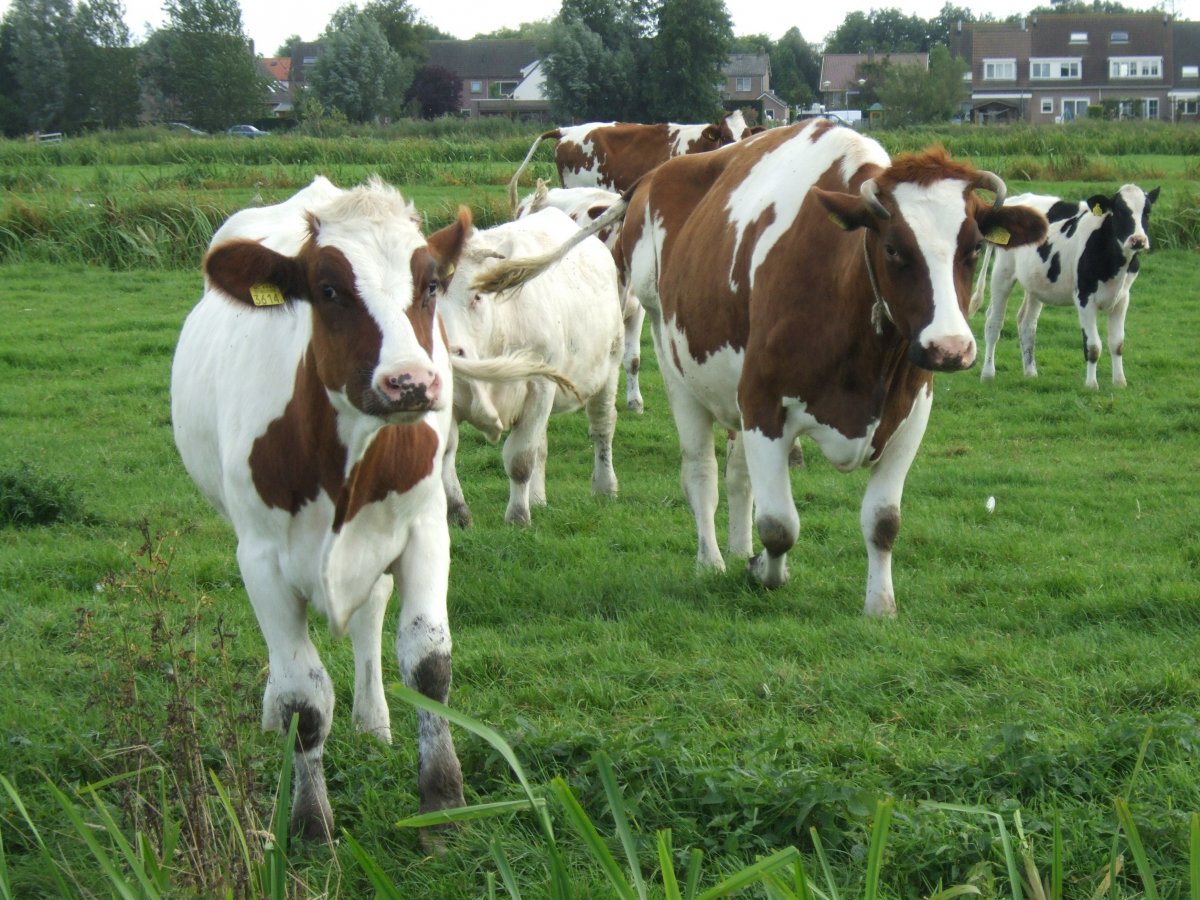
[0,462,87,527]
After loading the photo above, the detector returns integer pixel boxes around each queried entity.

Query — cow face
[816,157,1047,372]
[203,180,469,422]
[1087,184,1159,254]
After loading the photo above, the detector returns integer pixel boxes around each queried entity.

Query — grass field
[2,125,1200,897]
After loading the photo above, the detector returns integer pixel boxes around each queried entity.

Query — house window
[1146,98,1159,118]
[489,80,518,98]
[1031,59,1081,80]
[1110,57,1162,79]
[470,80,483,94]
[1184,65,1200,78]
[1110,31,1129,44]
[1041,98,1054,114]
[1062,98,1089,121]
[735,76,752,92]
[1183,98,1199,115]
[1070,32,1089,44]
[1118,99,1135,119]
[983,59,1016,80]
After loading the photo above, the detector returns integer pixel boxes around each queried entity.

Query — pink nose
[376,368,441,408]
[1130,235,1149,250]
[925,336,977,371]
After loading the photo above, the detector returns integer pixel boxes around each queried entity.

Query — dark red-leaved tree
[406,64,461,118]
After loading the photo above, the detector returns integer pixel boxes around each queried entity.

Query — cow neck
[862,230,893,335]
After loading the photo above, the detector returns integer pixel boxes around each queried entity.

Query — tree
[877,43,967,125]
[0,20,25,135]
[144,0,265,131]
[311,13,411,123]
[770,27,820,108]
[65,0,140,129]
[325,0,447,61]
[406,63,460,118]
[643,0,732,122]
[276,33,302,56]
[6,0,71,132]
[825,8,932,53]
[477,20,554,41]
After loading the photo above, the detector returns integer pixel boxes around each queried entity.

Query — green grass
[1,132,1199,896]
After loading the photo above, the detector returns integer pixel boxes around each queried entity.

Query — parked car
[227,124,267,138]
[165,122,207,136]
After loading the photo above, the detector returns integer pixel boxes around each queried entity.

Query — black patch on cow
[281,701,325,753]
[1075,217,1126,309]
[1110,194,1136,245]
[757,515,795,558]
[1059,215,1080,239]
[1037,241,1053,262]
[1047,201,1080,223]
[1129,253,1141,274]
[412,652,453,703]
[872,506,901,552]
[1081,330,1101,363]
[1047,252,1061,284]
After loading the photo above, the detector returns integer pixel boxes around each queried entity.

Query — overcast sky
[1,0,1194,56]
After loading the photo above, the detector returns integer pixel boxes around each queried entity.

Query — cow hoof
[626,398,644,414]
[788,442,806,469]
[864,594,897,618]
[1084,380,1099,391]
[291,799,334,844]
[419,821,460,856]
[747,552,788,589]
[980,370,995,382]
[447,504,472,528]
[505,508,531,526]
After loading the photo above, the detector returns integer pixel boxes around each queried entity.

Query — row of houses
[259,13,1200,126]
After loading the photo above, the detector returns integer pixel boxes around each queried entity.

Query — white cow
[515,180,647,414]
[171,177,565,842]
[440,206,623,526]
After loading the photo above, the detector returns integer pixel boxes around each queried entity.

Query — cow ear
[978,203,1047,249]
[1146,186,1160,205]
[1087,195,1112,216]
[702,124,721,142]
[748,125,766,135]
[204,240,307,308]
[812,187,878,232]
[428,206,472,283]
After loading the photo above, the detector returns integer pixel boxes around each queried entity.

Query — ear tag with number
[985,226,1011,246]
[1092,203,1104,217]
[250,283,286,307]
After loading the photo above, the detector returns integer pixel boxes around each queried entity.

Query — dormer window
[1110,31,1130,44]
[1070,32,1089,44]
[1183,65,1200,78]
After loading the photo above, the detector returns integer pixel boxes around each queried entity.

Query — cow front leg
[741,426,797,589]
[860,385,932,617]
[348,575,393,742]
[442,420,472,527]
[238,544,334,842]
[622,293,646,413]
[725,431,753,558]
[503,382,555,525]
[1107,291,1131,387]
[586,362,620,497]
[1076,300,1102,389]
[394,522,464,850]
[1016,292,1043,378]
[980,262,1016,381]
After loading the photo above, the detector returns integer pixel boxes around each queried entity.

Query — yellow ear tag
[828,212,851,231]
[444,263,456,278]
[249,283,285,307]
[1092,203,1104,216]
[985,226,1011,246]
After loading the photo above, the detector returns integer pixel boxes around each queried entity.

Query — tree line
[0,0,1151,137]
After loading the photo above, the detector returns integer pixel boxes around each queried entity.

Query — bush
[0,463,87,527]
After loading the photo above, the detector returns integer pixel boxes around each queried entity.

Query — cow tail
[968,243,996,317]
[451,350,582,404]
[507,129,562,215]
[472,197,632,296]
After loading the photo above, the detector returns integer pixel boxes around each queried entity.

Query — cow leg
[622,293,646,413]
[981,257,1016,381]
[1107,291,1130,387]
[239,545,334,842]
[530,430,548,507]
[741,427,797,589]
[442,420,472,528]
[1016,292,1043,378]
[393,521,463,850]
[587,363,620,497]
[503,381,555,525]
[1076,299,1102,390]
[348,574,393,742]
[859,386,932,617]
[724,431,753,558]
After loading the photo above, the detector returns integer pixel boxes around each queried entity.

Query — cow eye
[884,243,900,261]
[319,284,343,305]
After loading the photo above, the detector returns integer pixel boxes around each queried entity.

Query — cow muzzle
[912,335,977,372]
[1127,234,1149,252]
[374,367,442,413]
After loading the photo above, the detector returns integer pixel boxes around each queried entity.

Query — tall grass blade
[1190,812,1199,900]
[694,846,801,900]
[928,887,983,899]
[549,776,637,900]
[209,769,258,894]
[863,797,893,900]
[396,798,540,828]
[658,830,681,900]
[1052,810,1063,900]
[1115,797,1160,900]
[44,780,141,899]
[809,827,841,900]
[1125,728,1154,797]
[78,789,167,898]
[0,823,11,900]
[684,847,704,900]
[490,834,523,900]
[923,802,1023,900]
[268,713,299,900]
[595,751,648,900]
[0,774,72,896]
[343,831,404,899]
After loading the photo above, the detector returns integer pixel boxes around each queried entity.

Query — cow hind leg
[239,546,334,842]
[442,420,472,528]
[349,575,393,742]
[586,363,620,497]
[1016,293,1043,378]
[393,525,463,852]
[622,294,646,413]
[503,382,555,525]
[741,427,798,589]
[724,431,753,559]
[668,386,725,571]
[981,261,1016,381]
[859,386,932,617]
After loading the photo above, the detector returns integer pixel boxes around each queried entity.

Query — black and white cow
[971,184,1159,388]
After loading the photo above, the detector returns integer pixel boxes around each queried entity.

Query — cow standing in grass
[440,206,623,527]
[171,177,567,842]
[970,184,1159,388]
[478,122,1047,615]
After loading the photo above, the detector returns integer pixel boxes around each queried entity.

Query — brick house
[425,39,549,119]
[720,53,789,122]
[818,52,928,111]
[949,13,1190,123]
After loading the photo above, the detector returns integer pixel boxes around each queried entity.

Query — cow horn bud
[975,171,1006,209]
[860,179,891,220]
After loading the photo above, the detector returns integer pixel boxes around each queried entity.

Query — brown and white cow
[171,177,565,842]
[480,121,1047,616]
[507,110,758,211]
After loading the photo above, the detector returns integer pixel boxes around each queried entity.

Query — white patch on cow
[725,126,889,293]
[668,123,706,156]
[783,397,881,472]
[892,179,975,357]
[558,122,617,189]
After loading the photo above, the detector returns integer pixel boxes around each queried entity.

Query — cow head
[1087,184,1159,254]
[814,148,1047,372]
[204,179,469,422]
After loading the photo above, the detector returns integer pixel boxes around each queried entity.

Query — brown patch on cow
[804,119,839,143]
[1116,340,1124,357]
[557,123,713,194]
[250,350,347,514]
[307,245,383,408]
[333,421,440,530]
[408,247,438,356]
[204,238,310,307]
[871,505,901,551]
[878,146,979,191]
